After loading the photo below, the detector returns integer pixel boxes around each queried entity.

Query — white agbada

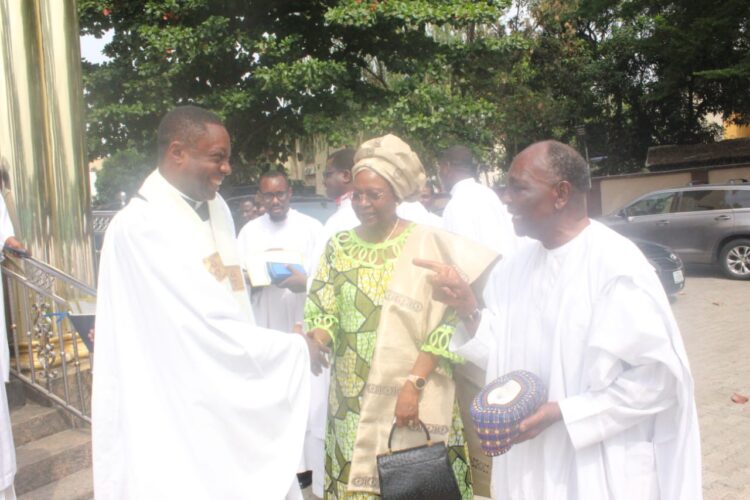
[456,221,702,500]
[237,209,322,330]
[93,170,311,500]
[396,200,442,227]
[0,196,17,498]
[442,178,518,255]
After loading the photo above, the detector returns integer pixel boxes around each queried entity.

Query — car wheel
[719,238,750,280]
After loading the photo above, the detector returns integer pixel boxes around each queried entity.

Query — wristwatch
[406,374,427,391]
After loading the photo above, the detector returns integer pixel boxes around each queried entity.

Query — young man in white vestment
[93,106,324,500]
[236,170,323,494]
[238,170,322,329]
[439,145,518,256]
[0,195,28,500]
[416,140,702,500]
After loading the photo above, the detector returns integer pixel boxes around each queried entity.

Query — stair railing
[2,253,95,424]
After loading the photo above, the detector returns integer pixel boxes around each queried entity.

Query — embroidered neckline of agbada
[333,223,415,267]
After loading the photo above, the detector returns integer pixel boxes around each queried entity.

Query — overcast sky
[80,32,112,64]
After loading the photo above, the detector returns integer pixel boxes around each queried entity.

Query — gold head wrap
[352,134,427,202]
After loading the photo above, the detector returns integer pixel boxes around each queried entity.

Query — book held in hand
[244,249,305,287]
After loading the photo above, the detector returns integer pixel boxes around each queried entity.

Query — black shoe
[297,470,312,489]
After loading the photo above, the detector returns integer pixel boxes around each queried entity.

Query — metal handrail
[2,253,95,424]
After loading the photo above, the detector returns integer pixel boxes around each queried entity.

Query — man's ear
[341,169,352,184]
[166,140,187,166]
[554,181,571,211]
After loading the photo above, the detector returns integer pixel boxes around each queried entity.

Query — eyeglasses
[352,190,386,203]
[258,191,290,202]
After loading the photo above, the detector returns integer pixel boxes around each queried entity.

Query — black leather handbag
[376,419,462,500]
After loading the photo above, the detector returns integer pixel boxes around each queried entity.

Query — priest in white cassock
[93,106,321,500]
[439,145,518,256]
[236,170,324,494]
[0,194,28,500]
[416,140,702,500]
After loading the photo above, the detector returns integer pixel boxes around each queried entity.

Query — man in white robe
[416,141,702,500]
[439,145,518,255]
[93,106,318,500]
[0,193,28,500]
[237,171,322,330]
[311,148,360,268]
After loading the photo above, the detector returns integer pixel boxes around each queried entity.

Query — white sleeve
[0,196,15,243]
[558,277,680,450]
[452,309,495,370]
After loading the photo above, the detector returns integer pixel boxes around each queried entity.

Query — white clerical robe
[397,201,442,227]
[457,221,702,500]
[237,209,322,331]
[93,170,310,500]
[442,178,518,256]
[0,195,16,496]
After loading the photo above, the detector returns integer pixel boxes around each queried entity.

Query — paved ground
[672,266,750,500]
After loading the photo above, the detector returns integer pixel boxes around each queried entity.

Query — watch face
[415,377,426,389]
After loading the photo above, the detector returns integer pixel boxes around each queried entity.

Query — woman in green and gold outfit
[304,135,484,499]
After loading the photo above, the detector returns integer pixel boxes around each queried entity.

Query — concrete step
[18,466,93,500]
[14,429,92,496]
[6,378,26,411]
[11,403,69,446]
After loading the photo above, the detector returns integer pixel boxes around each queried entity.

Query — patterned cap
[470,370,547,456]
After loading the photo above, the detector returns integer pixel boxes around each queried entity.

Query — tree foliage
[93,148,152,206]
[80,0,750,190]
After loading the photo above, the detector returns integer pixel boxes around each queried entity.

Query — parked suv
[599,183,750,279]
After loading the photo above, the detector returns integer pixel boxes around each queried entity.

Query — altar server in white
[237,171,322,330]
[417,140,702,500]
[93,106,318,500]
[0,194,27,500]
[439,145,518,255]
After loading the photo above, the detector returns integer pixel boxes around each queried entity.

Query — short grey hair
[545,141,591,192]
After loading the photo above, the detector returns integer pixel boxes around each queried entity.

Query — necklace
[384,218,400,241]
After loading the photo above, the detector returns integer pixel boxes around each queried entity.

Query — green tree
[94,149,152,207]
[79,0,510,182]
[80,0,750,186]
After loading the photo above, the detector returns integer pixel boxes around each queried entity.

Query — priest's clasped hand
[277,264,308,293]
[412,258,477,317]
[513,402,562,444]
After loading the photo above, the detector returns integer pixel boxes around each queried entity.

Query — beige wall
[600,172,692,214]
[708,166,750,184]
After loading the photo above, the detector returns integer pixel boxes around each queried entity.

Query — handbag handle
[387,419,432,453]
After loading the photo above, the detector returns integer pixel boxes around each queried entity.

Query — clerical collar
[180,195,209,222]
